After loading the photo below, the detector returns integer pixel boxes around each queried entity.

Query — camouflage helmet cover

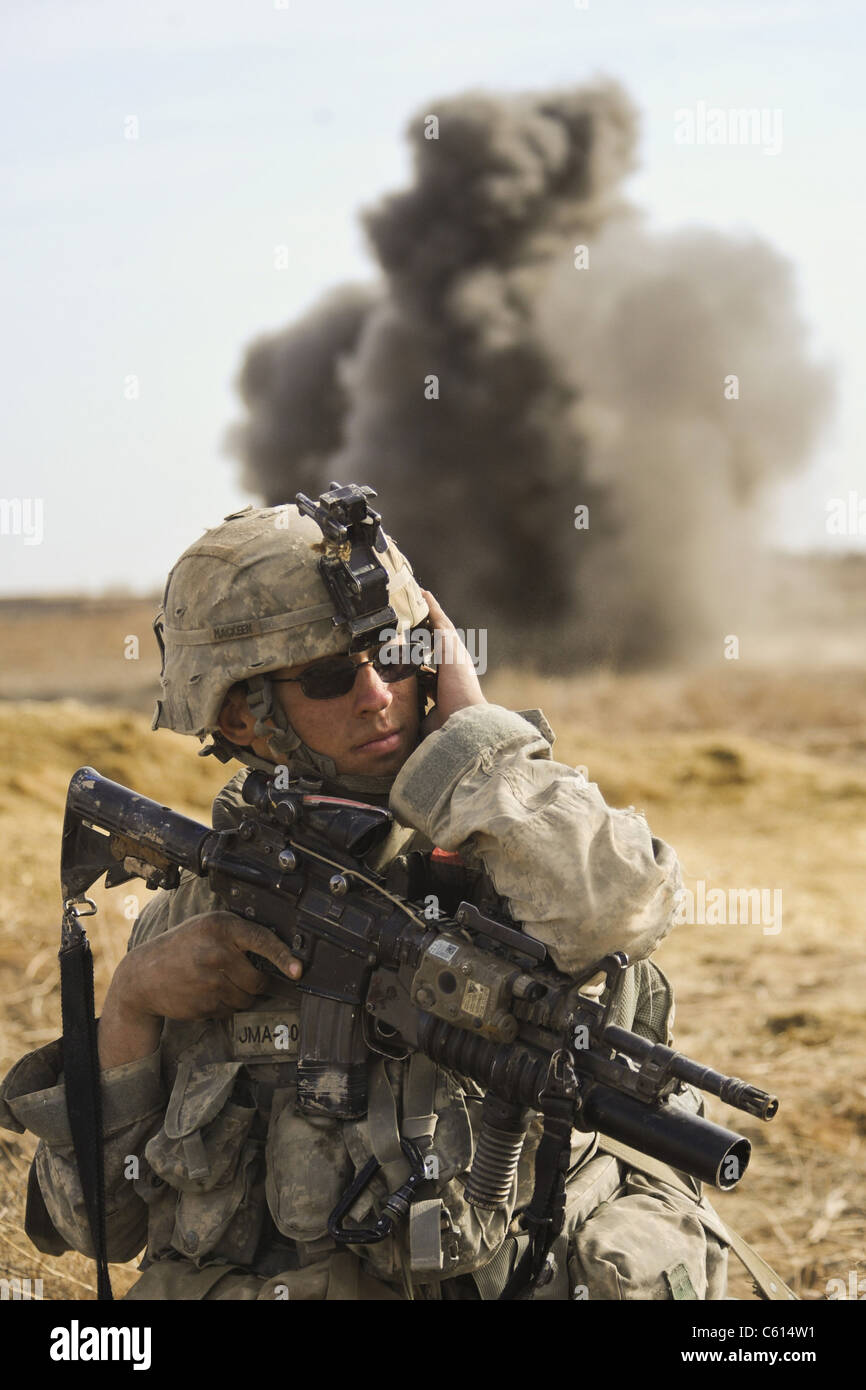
[152,502,428,743]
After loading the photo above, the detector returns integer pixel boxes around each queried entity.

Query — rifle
[58,764,778,1299]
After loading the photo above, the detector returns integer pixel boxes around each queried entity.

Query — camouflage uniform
[0,703,729,1300]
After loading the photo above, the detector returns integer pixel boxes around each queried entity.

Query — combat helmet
[152,485,428,794]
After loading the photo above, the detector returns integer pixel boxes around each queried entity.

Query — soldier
[0,494,730,1300]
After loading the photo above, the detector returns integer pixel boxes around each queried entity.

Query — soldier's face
[268,650,421,776]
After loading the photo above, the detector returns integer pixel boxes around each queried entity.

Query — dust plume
[232,285,377,500]
[227,80,832,669]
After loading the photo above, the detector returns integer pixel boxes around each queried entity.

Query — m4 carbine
[58,765,778,1298]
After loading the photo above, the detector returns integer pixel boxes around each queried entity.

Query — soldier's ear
[217,684,258,747]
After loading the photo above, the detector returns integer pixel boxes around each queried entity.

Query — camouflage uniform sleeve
[0,1042,165,1261]
[390,703,682,975]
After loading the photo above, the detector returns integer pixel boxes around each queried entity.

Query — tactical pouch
[265,1088,355,1242]
[144,1061,253,1192]
[143,1060,263,1266]
[169,1141,263,1266]
[567,1162,729,1301]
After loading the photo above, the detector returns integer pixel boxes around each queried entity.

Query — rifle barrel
[602,1025,778,1121]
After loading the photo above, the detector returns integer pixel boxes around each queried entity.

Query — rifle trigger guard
[328,1137,428,1245]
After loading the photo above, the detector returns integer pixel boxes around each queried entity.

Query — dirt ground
[0,575,863,1301]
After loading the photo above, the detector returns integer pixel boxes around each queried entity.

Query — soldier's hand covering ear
[420,590,486,734]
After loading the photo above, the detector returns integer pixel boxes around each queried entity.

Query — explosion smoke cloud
[227,79,832,669]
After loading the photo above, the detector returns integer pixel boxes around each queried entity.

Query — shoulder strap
[59,910,113,1301]
[597,1137,798,1302]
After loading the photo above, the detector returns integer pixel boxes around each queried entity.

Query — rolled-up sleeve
[0,1040,166,1262]
[390,704,682,975]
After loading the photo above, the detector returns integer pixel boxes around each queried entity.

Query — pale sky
[1,0,864,594]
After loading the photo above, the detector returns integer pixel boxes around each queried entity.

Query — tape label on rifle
[461,980,489,1018]
[428,939,459,962]
[231,1012,300,1059]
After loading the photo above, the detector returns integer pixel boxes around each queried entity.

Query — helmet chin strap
[217,673,400,797]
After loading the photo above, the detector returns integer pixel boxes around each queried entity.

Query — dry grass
[0,590,864,1300]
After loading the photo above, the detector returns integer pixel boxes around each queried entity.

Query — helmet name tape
[162,601,335,646]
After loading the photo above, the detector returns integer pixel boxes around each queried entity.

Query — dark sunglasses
[271,654,417,701]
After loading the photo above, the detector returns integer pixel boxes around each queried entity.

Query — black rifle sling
[59,914,113,1301]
